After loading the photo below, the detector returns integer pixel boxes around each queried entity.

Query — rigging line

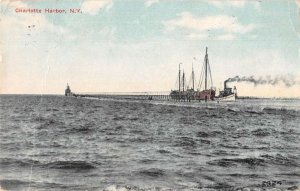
[174,73,179,90]
[208,59,213,88]
[188,74,192,89]
[198,60,205,90]
[184,73,187,90]
[198,58,205,90]
[201,55,206,89]
[198,63,203,89]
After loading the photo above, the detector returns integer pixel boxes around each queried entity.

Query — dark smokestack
[224,80,228,89]
[225,75,299,87]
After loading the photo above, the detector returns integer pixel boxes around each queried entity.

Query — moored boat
[170,47,216,101]
[195,47,215,101]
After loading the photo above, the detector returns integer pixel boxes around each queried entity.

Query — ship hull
[196,90,215,100]
[217,93,236,101]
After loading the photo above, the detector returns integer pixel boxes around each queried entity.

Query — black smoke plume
[225,75,299,87]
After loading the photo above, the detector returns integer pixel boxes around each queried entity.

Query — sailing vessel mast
[196,47,216,101]
[182,70,185,92]
[192,62,195,90]
[170,47,215,101]
[205,47,208,90]
[179,63,182,94]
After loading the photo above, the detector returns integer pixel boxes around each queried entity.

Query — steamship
[217,81,237,101]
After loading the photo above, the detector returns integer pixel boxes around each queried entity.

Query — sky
[0,0,300,97]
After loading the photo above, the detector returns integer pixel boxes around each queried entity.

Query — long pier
[73,92,199,102]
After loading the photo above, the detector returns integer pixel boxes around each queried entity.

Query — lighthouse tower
[65,83,72,96]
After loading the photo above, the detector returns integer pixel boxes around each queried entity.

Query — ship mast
[179,63,182,93]
[182,70,185,92]
[192,62,195,90]
[205,47,208,90]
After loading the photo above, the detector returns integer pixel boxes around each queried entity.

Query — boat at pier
[66,47,236,101]
[195,47,215,101]
[170,47,216,101]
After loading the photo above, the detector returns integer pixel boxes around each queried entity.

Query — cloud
[81,0,113,15]
[187,33,208,40]
[229,0,246,7]
[164,12,255,34]
[209,0,245,7]
[208,1,223,7]
[186,33,236,40]
[145,0,159,7]
[215,34,235,40]
[208,0,260,10]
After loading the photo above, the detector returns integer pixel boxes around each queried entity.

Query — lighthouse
[65,83,72,96]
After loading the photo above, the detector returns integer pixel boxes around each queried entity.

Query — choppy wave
[47,161,97,170]
[0,179,30,187]
[174,136,197,147]
[197,130,224,138]
[251,128,273,137]
[0,179,74,191]
[0,158,41,168]
[262,107,300,116]
[207,157,265,167]
[138,168,165,177]
[0,158,97,171]
[207,153,299,169]
[1,96,300,190]
[260,154,299,167]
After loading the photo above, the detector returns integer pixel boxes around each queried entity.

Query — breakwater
[75,92,195,102]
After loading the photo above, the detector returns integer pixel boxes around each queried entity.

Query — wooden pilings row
[75,94,205,102]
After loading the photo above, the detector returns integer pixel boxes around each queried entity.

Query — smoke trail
[225,75,299,87]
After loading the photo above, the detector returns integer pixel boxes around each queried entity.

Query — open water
[0,95,299,191]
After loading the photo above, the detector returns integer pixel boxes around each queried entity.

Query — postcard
[0,0,300,190]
